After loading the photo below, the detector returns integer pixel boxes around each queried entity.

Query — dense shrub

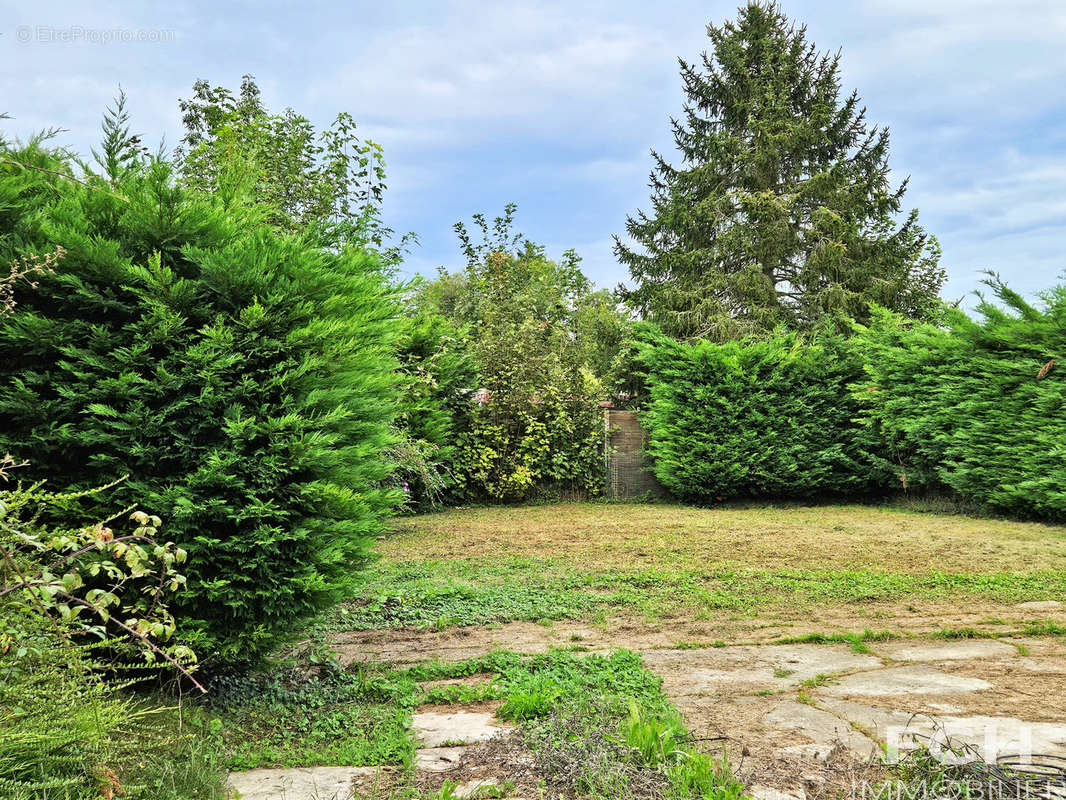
[636,325,888,502]
[854,280,1066,520]
[391,301,478,509]
[409,207,626,502]
[457,370,605,501]
[0,149,399,661]
[0,618,227,800]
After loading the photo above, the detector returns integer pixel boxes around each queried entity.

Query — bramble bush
[0,471,223,798]
[0,145,400,661]
[635,324,889,502]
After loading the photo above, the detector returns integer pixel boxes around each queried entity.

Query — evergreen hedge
[635,326,888,503]
[854,282,1066,520]
[0,151,400,661]
[636,278,1066,522]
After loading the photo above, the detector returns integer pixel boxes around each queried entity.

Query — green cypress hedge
[0,151,400,661]
[854,282,1066,520]
[635,326,888,503]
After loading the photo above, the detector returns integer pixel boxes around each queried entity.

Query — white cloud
[307,1,687,148]
[2,0,1064,302]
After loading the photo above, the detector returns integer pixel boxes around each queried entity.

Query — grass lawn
[382,502,1066,573]
[324,502,1066,641]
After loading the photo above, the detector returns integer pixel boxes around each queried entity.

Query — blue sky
[3,0,1065,307]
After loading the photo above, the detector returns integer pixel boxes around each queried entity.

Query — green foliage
[496,676,561,720]
[635,324,887,501]
[202,660,414,770]
[91,88,147,184]
[330,550,1066,635]
[664,752,746,800]
[616,1,943,340]
[621,702,688,767]
[0,490,224,799]
[497,648,666,720]
[456,379,605,501]
[328,558,594,631]
[177,74,408,259]
[505,650,741,800]
[391,297,478,510]
[1023,620,1066,636]
[0,623,226,800]
[0,145,400,661]
[411,205,627,502]
[774,629,894,652]
[854,278,1066,519]
[0,481,195,677]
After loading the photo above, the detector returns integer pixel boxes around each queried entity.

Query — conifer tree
[90,89,146,184]
[0,146,400,662]
[616,1,944,340]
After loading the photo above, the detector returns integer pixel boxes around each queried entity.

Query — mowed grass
[329,503,1066,633]
[383,502,1066,573]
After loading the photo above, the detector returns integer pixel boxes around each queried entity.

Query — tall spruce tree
[616,1,945,340]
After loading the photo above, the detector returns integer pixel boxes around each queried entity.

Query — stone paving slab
[415,745,468,772]
[642,643,882,696]
[237,633,1064,799]
[227,766,381,800]
[411,710,509,748]
[875,639,1018,662]
[823,664,993,696]
[818,698,1066,761]
[762,700,880,759]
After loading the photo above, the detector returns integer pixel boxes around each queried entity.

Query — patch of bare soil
[670,693,886,800]
[841,654,1066,724]
[414,730,540,798]
[332,602,1066,665]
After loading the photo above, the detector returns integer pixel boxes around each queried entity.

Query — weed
[421,681,499,706]
[775,629,895,649]
[664,751,746,800]
[498,687,558,720]
[931,627,996,640]
[800,673,831,689]
[1023,620,1066,636]
[620,702,688,767]
[882,731,1062,800]
[466,782,514,799]
[427,780,462,800]
[200,661,417,770]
